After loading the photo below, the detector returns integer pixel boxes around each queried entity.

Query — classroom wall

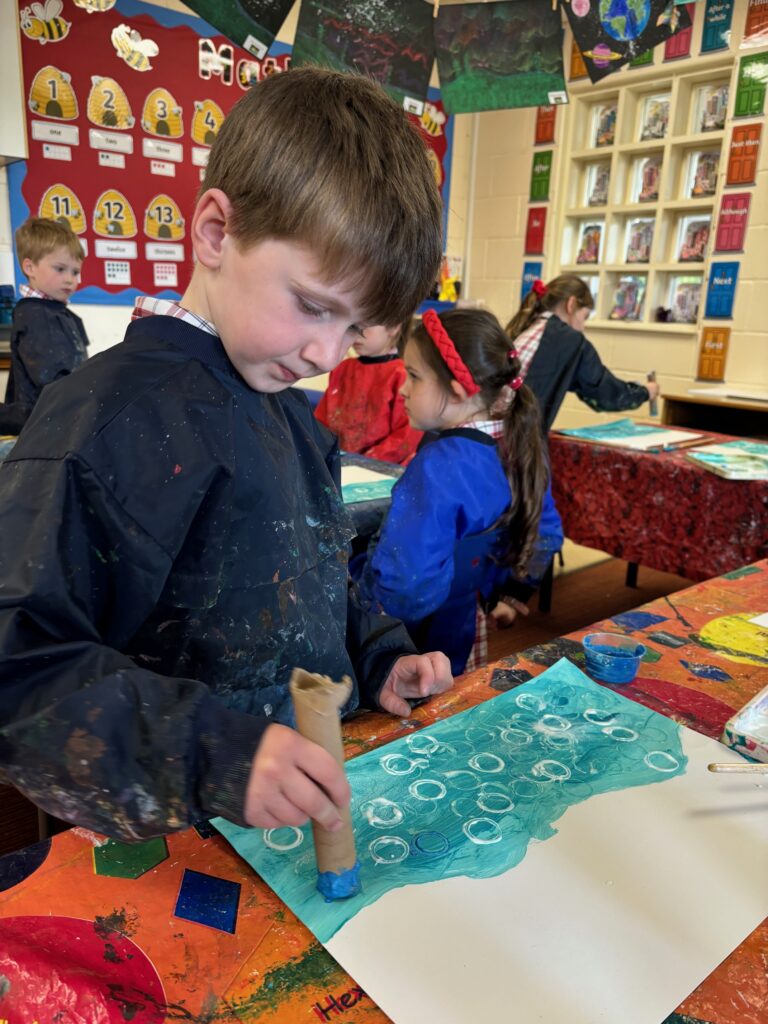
[3,0,766,415]
[457,0,768,429]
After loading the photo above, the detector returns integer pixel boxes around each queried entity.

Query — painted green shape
[530,151,553,201]
[227,942,341,1018]
[93,837,168,879]
[723,565,762,580]
[215,658,687,943]
[642,646,662,663]
[734,53,768,118]
[629,49,654,68]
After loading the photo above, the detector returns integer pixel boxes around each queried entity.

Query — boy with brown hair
[0,68,450,842]
[0,217,89,435]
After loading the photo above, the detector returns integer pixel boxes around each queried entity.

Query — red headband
[421,309,480,397]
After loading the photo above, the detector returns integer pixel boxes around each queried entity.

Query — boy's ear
[21,257,35,279]
[190,188,234,270]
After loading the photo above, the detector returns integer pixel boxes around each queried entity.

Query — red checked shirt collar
[20,284,54,300]
[131,295,218,337]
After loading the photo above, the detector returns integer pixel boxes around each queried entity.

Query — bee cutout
[29,66,78,120]
[142,88,183,138]
[72,0,117,12]
[93,190,137,238]
[20,0,70,44]
[144,195,185,241]
[39,184,86,234]
[191,99,224,146]
[111,24,159,73]
[87,76,134,130]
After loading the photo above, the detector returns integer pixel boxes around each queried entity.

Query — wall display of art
[181,0,293,58]
[693,83,729,132]
[530,150,553,201]
[586,162,610,206]
[610,274,646,320]
[633,154,662,202]
[639,93,670,140]
[521,260,543,301]
[576,220,603,264]
[687,149,720,197]
[669,274,702,323]
[625,218,654,263]
[525,207,547,254]
[11,0,453,303]
[734,51,768,116]
[697,325,730,380]
[741,0,768,49]
[433,1,566,114]
[663,1,695,60]
[591,101,617,147]
[292,0,434,110]
[676,215,711,262]
[562,0,692,83]
[535,104,558,144]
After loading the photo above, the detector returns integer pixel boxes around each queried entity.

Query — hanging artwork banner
[433,0,567,114]
[180,0,294,58]
[11,0,452,304]
[562,0,693,84]
[292,0,435,111]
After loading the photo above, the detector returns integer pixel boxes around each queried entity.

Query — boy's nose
[301,329,350,374]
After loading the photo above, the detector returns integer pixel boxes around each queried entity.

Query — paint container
[582,633,646,684]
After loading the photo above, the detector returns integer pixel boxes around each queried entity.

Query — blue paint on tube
[317,860,362,901]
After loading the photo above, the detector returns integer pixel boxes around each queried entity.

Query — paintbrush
[708,762,768,774]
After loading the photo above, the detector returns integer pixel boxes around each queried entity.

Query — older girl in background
[506,274,660,432]
[354,308,562,676]
[315,321,422,465]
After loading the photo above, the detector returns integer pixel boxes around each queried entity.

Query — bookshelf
[554,55,735,334]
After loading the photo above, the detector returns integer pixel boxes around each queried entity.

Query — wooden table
[0,562,766,1023]
[549,430,768,582]
[662,391,768,440]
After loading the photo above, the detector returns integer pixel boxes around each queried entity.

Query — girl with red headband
[505,273,659,431]
[353,308,563,676]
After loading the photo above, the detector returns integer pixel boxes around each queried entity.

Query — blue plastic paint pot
[582,632,646,684]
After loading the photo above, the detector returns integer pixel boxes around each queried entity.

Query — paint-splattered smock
[315,353,422,465]
[0,296,89,435]
[0,315,416,840]
[354,429,563,675]
[519,314,650,432]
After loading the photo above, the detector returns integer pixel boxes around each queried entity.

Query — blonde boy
[0,217,88,434]
[0,68,450,841]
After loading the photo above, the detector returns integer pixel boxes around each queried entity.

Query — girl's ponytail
[498,381,547,576]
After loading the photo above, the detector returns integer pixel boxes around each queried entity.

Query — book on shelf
[677,215,711,262]
[609,275,646,321]
[586,162,610,206]
[693,84,728,133]
[639,93,670,140]
[576,221,603,264]
[625,218,654,262]
[633,155,662,202]
[687,150,720,198]
[685,440,768,481]
[591,102,617,147]
[669,274,703,323]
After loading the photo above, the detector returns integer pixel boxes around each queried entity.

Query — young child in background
[354,309,563,676]
[506,274,660,432]
[315,320,422,464]
[0,67,451,843]
[0,217,89,435]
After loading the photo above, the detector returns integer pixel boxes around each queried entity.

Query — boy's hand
[243,724,350,832]
[647,380,661,400]
[378,652,453,718]
[489,596,529,628]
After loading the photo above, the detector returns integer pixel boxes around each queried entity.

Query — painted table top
[0,562,766,1024]
[549,430,768,581]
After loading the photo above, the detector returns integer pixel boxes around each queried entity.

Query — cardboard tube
[289,668,361,900]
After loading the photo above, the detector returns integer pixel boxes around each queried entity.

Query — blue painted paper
[214,658,687,942]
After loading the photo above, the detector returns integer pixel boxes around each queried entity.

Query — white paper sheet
[326,726,768,1024]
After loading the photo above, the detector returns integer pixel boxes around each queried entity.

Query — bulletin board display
[10,0,453,306]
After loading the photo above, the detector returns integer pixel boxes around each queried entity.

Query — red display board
[13,0,452,304]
